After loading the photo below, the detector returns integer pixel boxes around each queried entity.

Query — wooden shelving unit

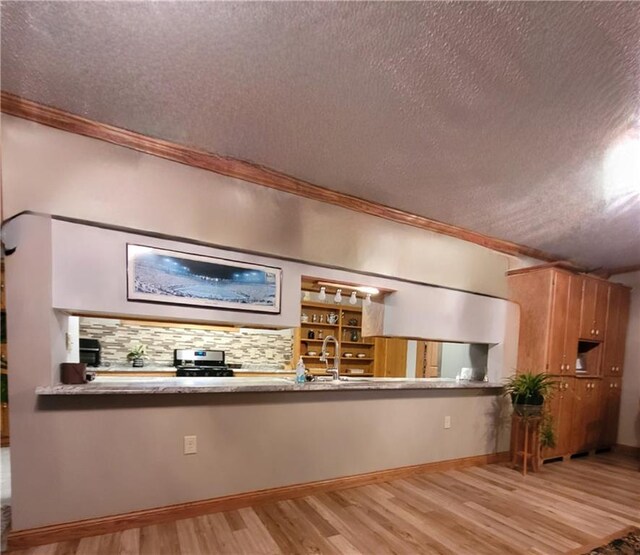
[293,300,376,377]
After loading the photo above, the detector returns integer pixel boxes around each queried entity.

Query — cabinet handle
[610,383,614,388]
[595,329,599,335]
[590,329,595,334]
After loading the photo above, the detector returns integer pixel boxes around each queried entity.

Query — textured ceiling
[2,1,640,269]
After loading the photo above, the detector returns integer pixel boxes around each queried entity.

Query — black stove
[174,349,234,378]
[176,366,234,377]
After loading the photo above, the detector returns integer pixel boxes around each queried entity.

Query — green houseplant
[504,372,556,417]
[504,372,557,449]
[127,344,148,368]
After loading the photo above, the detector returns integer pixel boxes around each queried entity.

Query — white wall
[612,271,640,448]
[47,217,518,380]
[2,115,513,297]
[5,214,513,530]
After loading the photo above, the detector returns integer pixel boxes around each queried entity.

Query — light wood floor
[11,453,640,555]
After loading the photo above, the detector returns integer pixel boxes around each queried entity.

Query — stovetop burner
[175,366,234,377]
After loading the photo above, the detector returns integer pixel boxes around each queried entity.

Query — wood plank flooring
[11,453,640,555]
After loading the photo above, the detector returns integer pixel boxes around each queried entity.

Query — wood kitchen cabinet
[579,277,609,340]
[599,377,622,448]
[541,377,576,460]
[572,378,604,453]
[602,285,631,377]
[508,265,632,462]
[374,337,408,378]
[508,268,580,375]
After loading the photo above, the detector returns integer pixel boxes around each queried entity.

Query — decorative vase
[132,358,144,368]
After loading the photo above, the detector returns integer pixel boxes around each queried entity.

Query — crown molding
[1,91,560,263]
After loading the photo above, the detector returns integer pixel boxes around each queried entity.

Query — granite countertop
[94,366,292,374]
[36,376,503,395]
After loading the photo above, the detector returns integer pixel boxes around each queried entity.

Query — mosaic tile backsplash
[79,318,293,368]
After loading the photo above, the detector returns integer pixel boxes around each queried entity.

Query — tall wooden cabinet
[508,266,631,461]
[508,268,581,375]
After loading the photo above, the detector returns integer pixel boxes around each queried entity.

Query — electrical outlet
[183,435,197,455]
[444,416,451,429]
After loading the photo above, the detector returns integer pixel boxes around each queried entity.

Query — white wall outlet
[444,416,451,429]
[183,435,197,455]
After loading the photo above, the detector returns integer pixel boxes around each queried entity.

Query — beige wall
[2,114,514,298]
[612,271,640,448]
[1,113,525,530]
[5,214,513,530]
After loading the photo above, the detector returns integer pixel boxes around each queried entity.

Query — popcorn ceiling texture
[79,318,293,369]
[2,3,640,268]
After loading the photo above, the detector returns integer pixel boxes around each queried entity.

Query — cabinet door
[374,338,407,378]
[547,271,570,375]
[571,379,589,453]
[572,380,602,452]
[599,377,622,447]
[594,282,609,340]
[603,286,620,376]
[585,380,604,450]
[579,277,597,339]
[557,377,576,456]
[541,377,575,459]
[616,287,631,375]
[541,380,563,460]
[564,276,582,373]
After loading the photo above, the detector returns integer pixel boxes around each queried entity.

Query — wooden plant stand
[511,414,542,476]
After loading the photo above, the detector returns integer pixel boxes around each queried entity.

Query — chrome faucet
[320,335,340,380]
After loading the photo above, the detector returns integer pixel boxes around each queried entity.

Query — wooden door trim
[415,341,424,378]
[7,451,509,550]
[0,91,562,263]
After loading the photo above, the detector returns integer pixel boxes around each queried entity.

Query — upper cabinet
[579,277,609,340]
[602,285,631,376]
[508,268,580,375]
[551,272,581,374]
[508,267,631,378]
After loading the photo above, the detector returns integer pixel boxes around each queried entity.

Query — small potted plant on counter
[127,344,148,368]
[504,372,556,418]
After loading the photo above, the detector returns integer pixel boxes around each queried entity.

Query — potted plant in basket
[127,344,148,368]
[505,372,558,451]
[504,372,556,418]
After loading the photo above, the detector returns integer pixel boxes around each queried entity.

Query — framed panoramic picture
[126,244,282,313]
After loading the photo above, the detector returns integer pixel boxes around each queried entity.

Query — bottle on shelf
[308,329,315,339]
